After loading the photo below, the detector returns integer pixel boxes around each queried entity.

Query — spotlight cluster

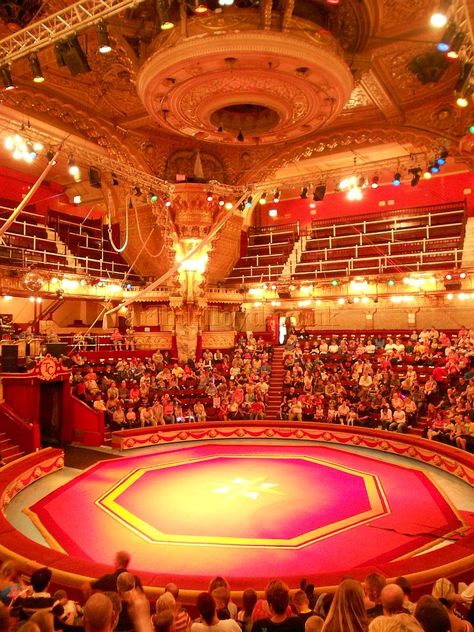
[0,23,114,91]
[4,134,43,163]
[429,2,473,108]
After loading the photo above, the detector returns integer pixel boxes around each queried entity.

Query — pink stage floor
[28,443,472,590]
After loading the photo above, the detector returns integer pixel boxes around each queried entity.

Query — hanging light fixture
[28,54,44,83]
[408,167,421,187]
[392,172,401,186]
[157,0,174,29]
[371,176,379,189]
[436,21,457,52]
[273,190,281,203]
[259,192,267,205]
[0,65,16,91]
[68,157,80,177]
[193,0,208,13]
[430,0,451,28]
[236,129,244,142]
[446,31,465,58]
[97,22,112,54]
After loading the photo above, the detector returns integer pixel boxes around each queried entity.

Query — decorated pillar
[168,184,219,361]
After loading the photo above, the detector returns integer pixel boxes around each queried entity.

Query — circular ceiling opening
[210,103,280,134]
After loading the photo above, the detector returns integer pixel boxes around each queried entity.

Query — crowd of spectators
[67,326,474,452]
[278,328,474,451]
[70,335,273,429]
[0,551,473,632]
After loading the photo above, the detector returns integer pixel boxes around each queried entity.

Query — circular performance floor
[25,440,474,591]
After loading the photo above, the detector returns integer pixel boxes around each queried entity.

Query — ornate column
[168,183,217,361]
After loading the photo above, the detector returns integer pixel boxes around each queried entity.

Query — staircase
[265,346,285,419]
[0,431,24,464]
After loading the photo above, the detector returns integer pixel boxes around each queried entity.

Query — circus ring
[1,422,474,602]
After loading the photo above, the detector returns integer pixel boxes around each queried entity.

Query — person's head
[431,578,455,607]
[156,593,176,614]
[381,584,405,615]
[152,610,174,632]
[114,551,130,570]
[265,580,290,616]
[292,590,309,612]
[164,583,179,600]
[395,577,412,600]
[324,579,366,632]
[242,589,258,618]
[364,573,386,604]
[414,595,450,632]
[83,593,115,632]
[117,572,135,595]
[30,611,54,632]
[368,614,424,632]
[196,592,216,626]
[30,567,52,593]
[211,586,231,619]
[305,616,323,632]
[208,577,229,593]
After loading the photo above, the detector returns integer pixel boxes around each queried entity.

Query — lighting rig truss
[0,0,147,66]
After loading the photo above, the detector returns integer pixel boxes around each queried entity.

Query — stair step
[1,445,21,456]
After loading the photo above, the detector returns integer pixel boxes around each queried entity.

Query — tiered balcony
[293,202,465,280]
[225,223,298,284]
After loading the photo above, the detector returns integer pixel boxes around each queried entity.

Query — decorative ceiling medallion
[137,11,353,145]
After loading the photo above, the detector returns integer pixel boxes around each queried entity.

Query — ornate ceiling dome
[137,9,353,145]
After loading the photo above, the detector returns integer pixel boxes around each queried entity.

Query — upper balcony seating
[293,202,465,280]
[225,223,298,284]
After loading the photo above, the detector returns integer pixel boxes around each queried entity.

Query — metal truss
[452,0,474,67]
[0,0,147,66]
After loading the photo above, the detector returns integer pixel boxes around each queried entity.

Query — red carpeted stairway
[0,431,24,464]
[266,345,285,419]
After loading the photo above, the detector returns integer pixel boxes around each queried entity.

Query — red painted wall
[0,166,103,219]
[260,171,474,228]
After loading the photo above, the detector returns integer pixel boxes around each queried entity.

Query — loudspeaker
[2,344,18,372]
[88,167,102,189]
[314,185,326,201]
[55,36,91,76]
[46,343,68,358]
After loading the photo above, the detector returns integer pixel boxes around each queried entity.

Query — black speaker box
[46,343,68,358]
[55,36,91,76]
[88,167,102,189]
[314,185,326,201]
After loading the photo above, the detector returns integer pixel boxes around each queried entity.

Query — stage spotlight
[436,149,449,165]
[455,62,473,107]
[460,271,467,279]
[97,22,112,54]
[300,187,308,199]
[0,65,15,91]
[218,196,225,206]
[273,190,281,203]
[430,0,451,28]
[423,168,432,179]
[371,176,379,189]
[157,0,174,29]
[193,0,208,13]
[245,196,253,207]
[236,129,244,142]
[387,279,396,287]
[259,192,267,205]
[446,32,465,58]
[331,279,338,287]
[150,192,158,202]
[429,163,439,173]
[268,208,278,218]
[392,172,401,186]
[68,157,80,177]
[408,167,421,187]
[436,21,457,52]
[28,54,44,83]
[207,191,213,202]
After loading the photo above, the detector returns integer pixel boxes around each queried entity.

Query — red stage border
[0,425,473,602]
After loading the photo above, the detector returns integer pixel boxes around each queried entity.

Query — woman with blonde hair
[432,578,473,632]
[321,579,367,632]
